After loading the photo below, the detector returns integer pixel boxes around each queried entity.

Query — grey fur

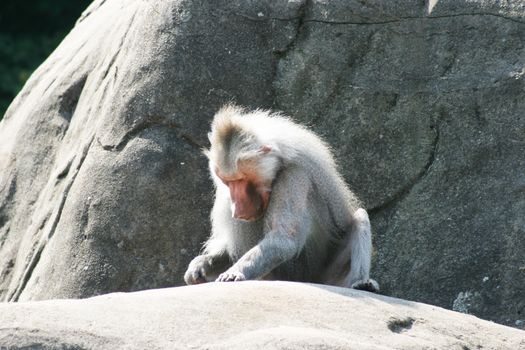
[184,105,378,291]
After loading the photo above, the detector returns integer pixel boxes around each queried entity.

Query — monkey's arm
[216,235,303,281]
[216,167,310,282]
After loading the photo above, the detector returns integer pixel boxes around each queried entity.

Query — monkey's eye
[215,169,244,186]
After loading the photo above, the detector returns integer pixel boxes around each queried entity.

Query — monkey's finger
[192,269,207,283]
[185,268,206,285]
[233,274,246,281]
[217,274,232,282]
[216,273,236,282]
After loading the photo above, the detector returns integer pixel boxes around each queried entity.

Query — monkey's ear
[207,132,212,142]
[259,145,272,154]
[202,148,211,158]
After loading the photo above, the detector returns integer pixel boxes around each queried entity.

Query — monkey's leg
[345,208,379,292]
[184,253,231,285]
[323,209,379,291]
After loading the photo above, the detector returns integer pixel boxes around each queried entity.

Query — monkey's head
[205,105,281,221]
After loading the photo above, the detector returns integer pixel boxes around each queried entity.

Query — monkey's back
[264,164,351,283]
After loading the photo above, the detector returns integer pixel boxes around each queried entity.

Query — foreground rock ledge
[1,282,523,350]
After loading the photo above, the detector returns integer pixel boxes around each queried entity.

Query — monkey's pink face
[216,168,271,221]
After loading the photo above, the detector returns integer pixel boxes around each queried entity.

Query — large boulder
[1,281,524,350]
[0,0,523,328]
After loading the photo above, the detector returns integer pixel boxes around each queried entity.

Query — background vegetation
[0,0,91,119]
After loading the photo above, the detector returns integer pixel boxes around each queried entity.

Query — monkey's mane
[210,104,336,168]
[207,104,259,173]
[210,104,246,148]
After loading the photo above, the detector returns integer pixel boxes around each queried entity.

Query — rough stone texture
[1,281,524,350]
[0,0,524,329]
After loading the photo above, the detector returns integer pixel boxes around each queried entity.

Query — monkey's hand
[184,255,211,285]
[216,268,246,282]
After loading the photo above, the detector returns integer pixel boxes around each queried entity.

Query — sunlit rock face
[1,282,524,349]
[0,0,523,328]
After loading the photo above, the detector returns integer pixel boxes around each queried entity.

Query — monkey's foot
[216,270,246,282]
[351,279,380,293]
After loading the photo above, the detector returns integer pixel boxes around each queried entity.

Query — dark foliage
[0,0,91,119]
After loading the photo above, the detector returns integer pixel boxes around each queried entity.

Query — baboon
[184,105,378,292]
